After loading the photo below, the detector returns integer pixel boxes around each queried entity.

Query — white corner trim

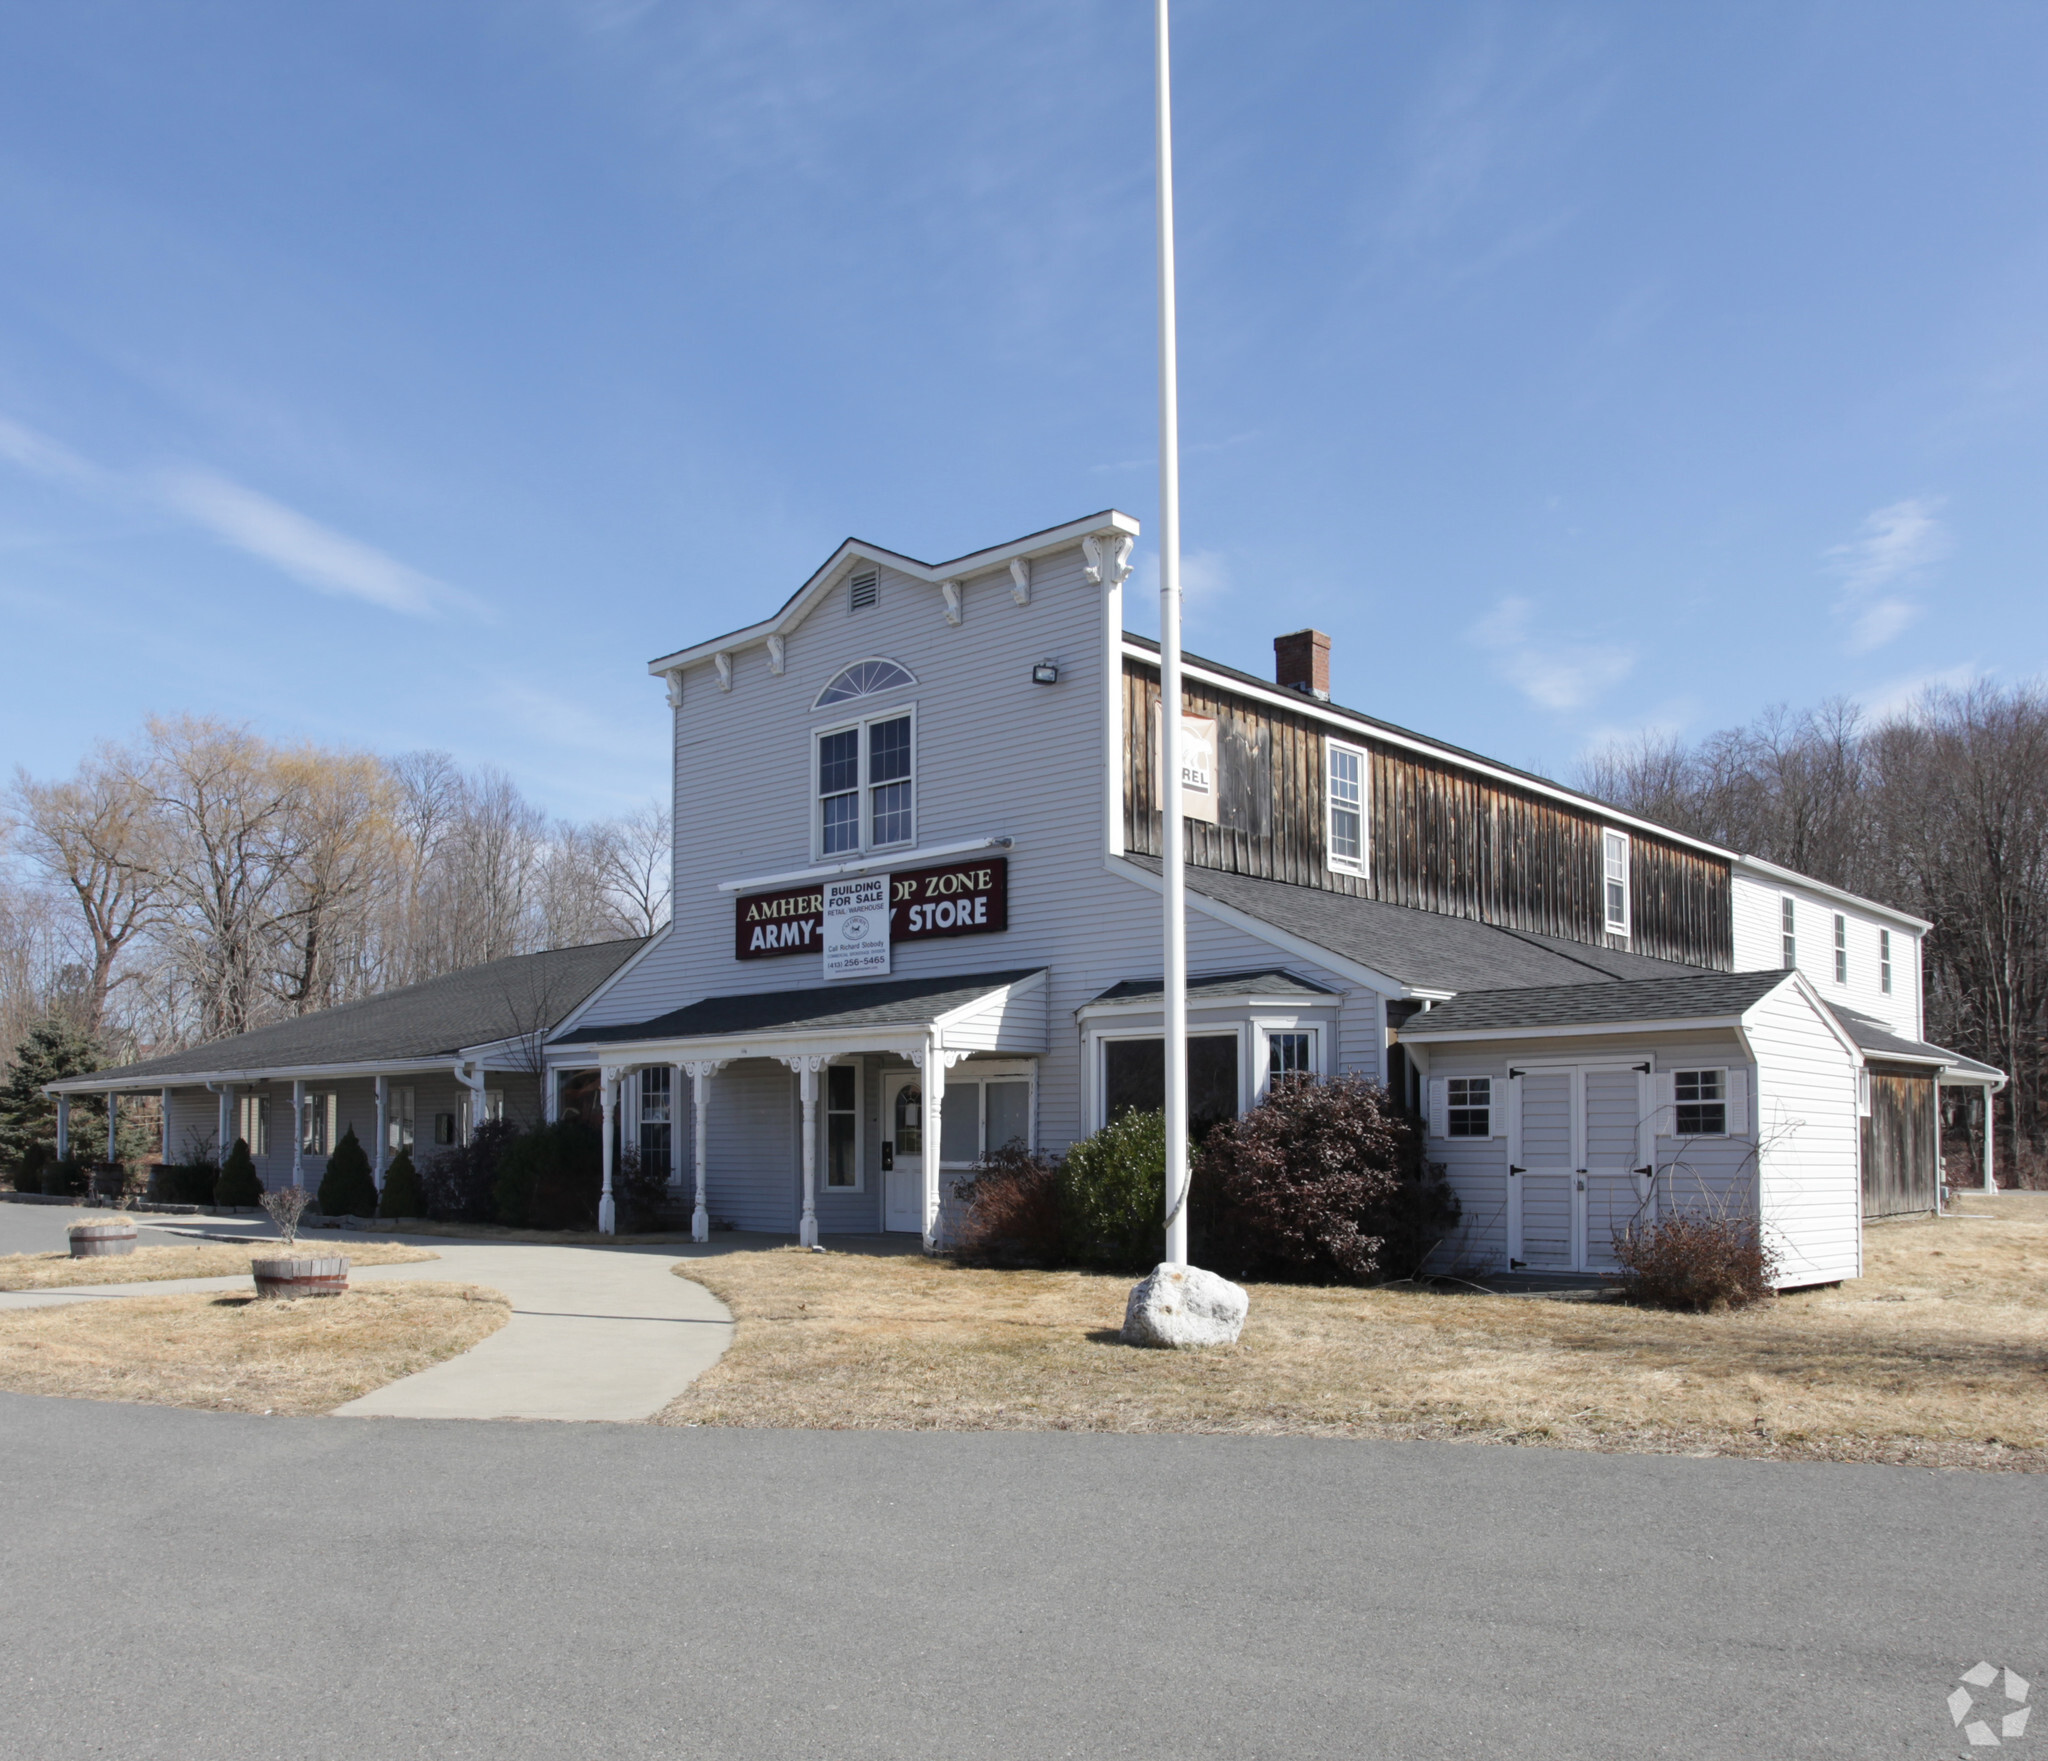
[1009,557,1031,605]
[718,835,1014,894]
[941,579,963,626]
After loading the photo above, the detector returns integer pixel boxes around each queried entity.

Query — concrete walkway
[0,1228,733,1424]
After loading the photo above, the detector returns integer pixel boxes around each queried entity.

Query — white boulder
[1121,1262,1249,1349]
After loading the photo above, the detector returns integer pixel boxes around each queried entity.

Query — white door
[1511,1069,1577,1271]
[1580,1064,1649,1272]
[882,1073,925,1233]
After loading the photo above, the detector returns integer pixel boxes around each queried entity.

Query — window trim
[1445,1075,1493,1139]
[1325,738,1369,875]
[1781,896,1798,970]
[812,704,918,861]
[1602,829,1631,938]
[932,1059,1039,1168]
[1833,913,1849,985]
[1254,1020,1322,1103]
[1672,1067,1729,1139]
[1880,929,1893,995]
[822,1057,863,1192]
[1088,1024,1248,1133]
[637,1067,673,1171]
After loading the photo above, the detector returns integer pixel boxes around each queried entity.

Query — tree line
[1578,682,2047,1178]
[2,716,670,1066]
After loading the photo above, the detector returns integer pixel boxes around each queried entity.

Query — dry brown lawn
[659,1192,2048,1471]
[0,1238,440,1290]
[0,1282,510,1414]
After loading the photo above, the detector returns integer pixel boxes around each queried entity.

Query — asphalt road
[0,1394,2039,1760]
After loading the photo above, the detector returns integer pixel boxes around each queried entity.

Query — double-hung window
[301,1092,337,1157]
[1781,897,1797,969]
[1268,1031,1314,1084]
[825,1064,859,1188]
[1834,914,1849,985]
[237,1094,268,1157]
[1603,830,1631,936]
[816,712,915,857]
[1447,1077,1492,1138]
[1674,1069,1727,1137]
[1880,929,1893,995]
[1326,740,1367,873]
[387,1085,415,1154]
[638,1067,672,1169]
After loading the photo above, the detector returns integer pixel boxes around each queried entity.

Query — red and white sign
[735,857,1009,962]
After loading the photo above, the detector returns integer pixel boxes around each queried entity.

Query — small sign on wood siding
[1150,705,1219,824]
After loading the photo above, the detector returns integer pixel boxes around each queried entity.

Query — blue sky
[2,1,2044,814]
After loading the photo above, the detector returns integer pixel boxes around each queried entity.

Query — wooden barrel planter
[251,1254,350,1299]
[67,1219,138,1258]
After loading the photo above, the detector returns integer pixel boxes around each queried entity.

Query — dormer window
[848,570,879,611]
[813,657,916,709]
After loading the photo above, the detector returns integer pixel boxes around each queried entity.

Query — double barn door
[1508,1063,1653,1274]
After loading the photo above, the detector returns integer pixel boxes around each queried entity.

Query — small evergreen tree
[0,1018,110,1173]
[317,1125,378,1218]
[214,1137,263,1209]
[378,1146,424,1219]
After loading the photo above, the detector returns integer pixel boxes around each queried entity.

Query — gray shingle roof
[1398,970,1793,1037]
[1828,1006,2005,1080]
[63,937,651,1089]
[1120,857,1712,992]
[555,968,1047,1046]
[1087,968,1341,1006]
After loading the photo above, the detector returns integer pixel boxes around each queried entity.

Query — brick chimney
[1274,629,1331,701]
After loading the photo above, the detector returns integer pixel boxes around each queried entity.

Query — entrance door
[1580,1064,1650,1271]
[1511,1069,1577,1272]
[882,1074,925,1234]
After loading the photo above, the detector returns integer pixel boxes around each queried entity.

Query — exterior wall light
[1032,661,1059,685]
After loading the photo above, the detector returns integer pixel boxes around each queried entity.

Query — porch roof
[1827,1006,2006,1086]
[1396,969,1792,1038]
[551,967,1048,1052]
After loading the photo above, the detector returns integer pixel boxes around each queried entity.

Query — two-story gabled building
[55,508,2002,1283]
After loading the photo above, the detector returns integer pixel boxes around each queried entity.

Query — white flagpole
[1156,0,1189,1266]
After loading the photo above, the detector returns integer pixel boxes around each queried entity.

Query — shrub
[154,1163,218,1205]
[420,1119,521,1223]
[42,1157,88,1198]
[953,1144,1064,1266]
[614,1148,672,1234]
[1059,1109,1166,1272]
[493,1120,601,1231]
[1193,1075,1459,1285]
[317,1125,379,1218]
[259,1185,313,1246]
[214,1138,262,1208]
[378,1147,424,1219]
[1612,1206,1778,1311]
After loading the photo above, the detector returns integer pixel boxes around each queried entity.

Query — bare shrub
[952,1145,1064,1267]
[1612,1206,1778,1311]
[258,1185,312,1246]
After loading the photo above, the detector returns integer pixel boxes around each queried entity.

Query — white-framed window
[848,568,878,612]
[459,1090,504,1138]
[301,1092,337,1157]
[1603,830,1631,936]
[1674,1069,1727,1137]
[825,1062,861,1188]
[237,1094,268,1157]
[1093,1027,1243,1133]
[387,1085,415,1154]
[813,657,916,710]
[1834,914,1848,984]
[1326,739,1367,873]
[1880,929,1893,995]
[815,709,915,858]
[937,1066,1035,1165]
[1267,1031,1314,1082]
[1447,1076,1492,1138]
[433,1111,458,1146]
[638,1067,672,1168]
[1781,897,1797,969]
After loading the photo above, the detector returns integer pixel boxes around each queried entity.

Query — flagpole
[1156,0,1189,1266]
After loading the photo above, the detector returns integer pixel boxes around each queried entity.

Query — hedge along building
[42,939,647,1195]
[48,508,2003,1271]
[540,508,2001,1276]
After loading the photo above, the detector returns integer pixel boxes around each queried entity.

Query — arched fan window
[813,658,917,709]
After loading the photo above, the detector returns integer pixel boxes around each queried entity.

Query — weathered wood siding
[1124,659,1732,967]
[1861,1063,1940,1219]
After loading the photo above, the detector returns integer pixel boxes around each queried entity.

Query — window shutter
[1725,1067,1748,1135]
[1493,1080,1507,1138]
[1652,1071,1676,1138]
[1427,1077,1448,1140]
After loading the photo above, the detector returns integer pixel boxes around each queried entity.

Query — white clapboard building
[58,510,2002,1285]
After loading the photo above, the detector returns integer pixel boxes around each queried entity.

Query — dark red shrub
[1193,1075,1458,1284]
[952,1144,1064,1266]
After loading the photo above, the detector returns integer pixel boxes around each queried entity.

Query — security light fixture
[1032,660,1059,685]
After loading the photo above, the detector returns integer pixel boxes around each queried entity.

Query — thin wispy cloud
[154,469,482,621]
[1856,661,1984,724]
[1474,595,1635,712]
[0,415,105,489]
[1826,497,1948,654]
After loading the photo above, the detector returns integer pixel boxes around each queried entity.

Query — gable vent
[848,570,879,611]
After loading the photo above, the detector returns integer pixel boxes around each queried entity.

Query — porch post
[291,1079,306,1189]
[1984,1088,1997,1194]
[160,1088,171,1165]
[783,1056,826,1248]
[105,1091,118,1169]
[598,1065,619,1235]
[684,1061,725,1244]
[55,1093,69,1161]
[671,1063,686,1190]
[213,1085,232,1159]
[914,1035,951,1253]
[373,1076,389,1191]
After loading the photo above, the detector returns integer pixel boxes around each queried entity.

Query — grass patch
[0,1281,510,1414]
[0,1239,440,1291]
[659,1193,2048,1471]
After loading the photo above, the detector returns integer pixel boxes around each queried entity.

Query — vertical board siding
[1861,1065,1940,1219]
[1125,659,1732,967]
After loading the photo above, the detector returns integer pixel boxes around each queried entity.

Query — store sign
[1151,706,1219,824]
[822,875,891,980]
[735,856,1010,962]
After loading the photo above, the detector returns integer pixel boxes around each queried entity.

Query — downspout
[453,1060,488,1142]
